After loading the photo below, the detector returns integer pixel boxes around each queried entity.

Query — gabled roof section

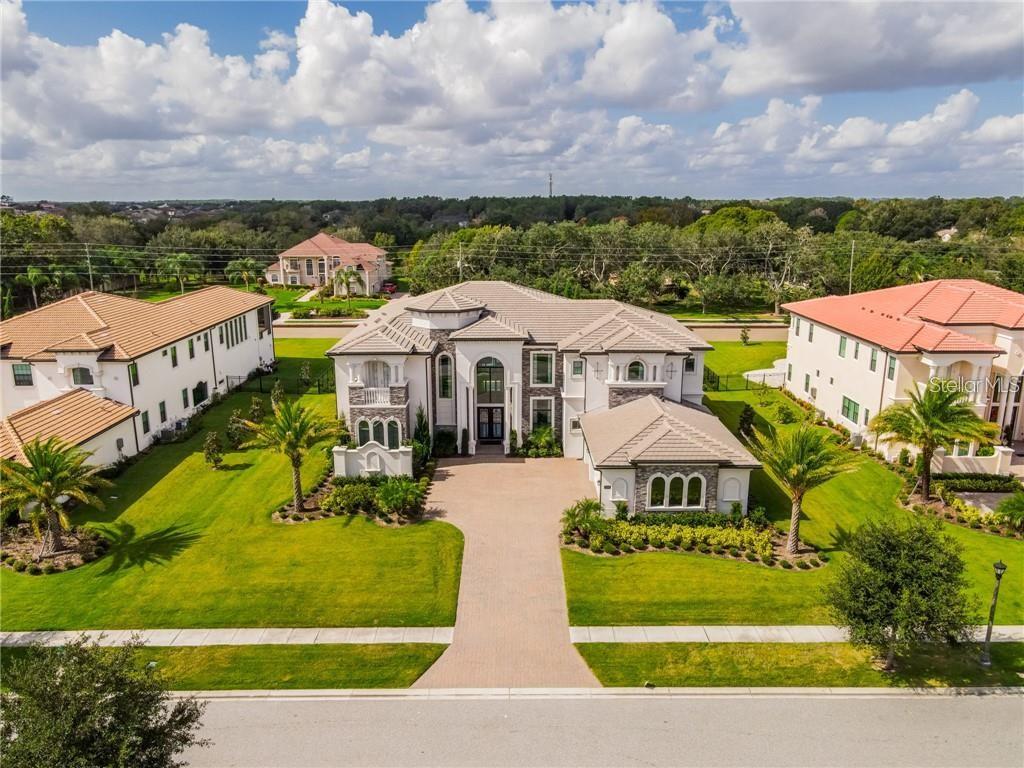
[0,389,138,464]
[580,395,759,469]
[406,289,485,313]
[276,232,386,263]
[0,286,272,362]
[782,279,1017,355]
[449,312,530,341]
[327,313,436,356]
[327,280,710,357]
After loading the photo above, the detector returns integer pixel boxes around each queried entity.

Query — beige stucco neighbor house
[327,280,759,514]
[781,279,1024,473]
[0,286,275,465]
[264,232,390,295]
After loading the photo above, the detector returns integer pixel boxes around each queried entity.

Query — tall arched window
[668,476,684,507]
[386,420,400,449]
[648,476,666,508]
[372,421,385,445]
[437,354,453,399]
[357,420,370,446]
[626,361,646,382]
[71,367,94,386]
[686,475,705,508]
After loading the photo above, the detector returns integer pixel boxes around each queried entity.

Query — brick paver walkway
[414,455,599,688]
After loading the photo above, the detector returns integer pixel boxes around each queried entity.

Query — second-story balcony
[364,387,391,405]
[350,382,409,407]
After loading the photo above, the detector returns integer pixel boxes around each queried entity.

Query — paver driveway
[414,455,599,688]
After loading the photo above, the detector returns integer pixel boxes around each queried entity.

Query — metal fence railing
[225,370,335,396]
[703,366,783,392]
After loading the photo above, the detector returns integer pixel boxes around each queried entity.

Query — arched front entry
[475,356,505,443]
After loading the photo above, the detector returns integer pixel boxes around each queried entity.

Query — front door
[477,406,504,443]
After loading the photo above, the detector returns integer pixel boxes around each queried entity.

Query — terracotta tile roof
[274,232,386,267]
[0,389,138,463]
[781,280,1020,354]
[327,281,711,356]
[580,395,759,468]
[0,286,272,362]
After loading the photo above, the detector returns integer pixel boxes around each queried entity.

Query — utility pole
[548,173,553,198]
[458,242,463,281]
[847,239,855,295]
[85,242,95,290]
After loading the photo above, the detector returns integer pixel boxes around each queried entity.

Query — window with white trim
[841,396,860,423]
[437,354,453,399]
[357,420,370,446]
[683,357,696,373]
[12,364,32,387]
[531,397,553,430]
[386,420,400,449]
[71,367,94,385]
[647,473,706,510]
[870,348,878,372]
[838,336,847,357]
[887,356,896,381]
[571,359,584,378]
[569,417,581,432]
[531,351,554,386]
[626,361,646,382]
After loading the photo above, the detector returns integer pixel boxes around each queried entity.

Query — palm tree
[560,498,605,537]
[752,424,856,554]
[239,399,332,511]
[225,258,261,291]
[335,269,364,312]
[870,384,999,501]
[14,266,51,308]
[158,252,204,294]
[0,438,111,560]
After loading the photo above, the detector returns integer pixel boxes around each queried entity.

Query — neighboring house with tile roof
[327,281,756,513]
[1,389,138,466]
[264,232,390,295]
[1,286,276,462]
[781,279,1024,467]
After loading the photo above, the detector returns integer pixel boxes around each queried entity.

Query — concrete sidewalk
[570,625,1024,643]
[0,627,453,647]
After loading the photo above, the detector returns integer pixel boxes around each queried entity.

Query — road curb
[177,686,1024,701]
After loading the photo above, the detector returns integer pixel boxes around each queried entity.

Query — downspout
[209,325,220,392]
[127,361,140,454]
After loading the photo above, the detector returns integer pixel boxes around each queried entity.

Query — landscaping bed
[0,525,110,575]
[273,469,436,527]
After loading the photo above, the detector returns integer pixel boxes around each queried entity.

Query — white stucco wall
[716,467,752,514]
[333,444,413,477]
[78,419,139,466]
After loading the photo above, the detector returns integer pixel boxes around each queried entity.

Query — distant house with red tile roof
[264,232,390,296]
[780,279,1024,471]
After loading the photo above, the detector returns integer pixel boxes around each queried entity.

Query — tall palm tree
[752,424,856,554]
[14,266,50,308]
[158,252,204,294]
[0,438,111,560]
[239,399,332,511]
[870,384,999,501]
[335,270,364,312]
[225,258,261,291]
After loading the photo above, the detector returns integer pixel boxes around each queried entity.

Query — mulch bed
[908,494,1020,538]
[0,524,109,574]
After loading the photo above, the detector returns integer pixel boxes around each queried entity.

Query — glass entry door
[477,406,504,442]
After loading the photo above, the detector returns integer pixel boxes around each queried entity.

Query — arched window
[626,361,646,382]
[386,420,400,449]
[71,367,94,386]
[648,476,666,508]
[372,421,385,445]
[475,357,504,404]
[357,420,370,446]
[364,361,391,388]
[437,354,453,399]
[686,475,705,508]
[668,476,684,507]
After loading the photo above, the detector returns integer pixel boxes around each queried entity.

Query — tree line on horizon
[1,195,1021,315]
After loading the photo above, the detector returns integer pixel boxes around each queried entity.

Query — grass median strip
[1,644,448,690]
[576,642,1024,688]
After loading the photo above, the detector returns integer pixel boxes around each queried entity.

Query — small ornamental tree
[824,519,976,671]
[1,636,207,767]
[203,431,224,469]
[248,395,265,423]
[739,326,751,345]
[225,409,246,449]
[738,403,757,437]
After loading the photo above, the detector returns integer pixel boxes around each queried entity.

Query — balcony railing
[364,387,391,405]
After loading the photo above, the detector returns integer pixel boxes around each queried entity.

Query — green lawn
[267,287,385,314]
[563,352,1024,627]
[0,339,463,631]
[577,642,1024,688]
[704,341,788,377]
[1,644,446,690]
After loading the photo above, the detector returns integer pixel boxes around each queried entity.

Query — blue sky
[4,0,1023,200]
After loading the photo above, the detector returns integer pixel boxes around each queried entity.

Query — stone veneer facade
[520,346,563,439]
[608,384,664,408]
[632,463,719,514]
[348,404,410,442]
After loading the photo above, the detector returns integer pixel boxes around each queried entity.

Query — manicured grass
[267,286,385,314]
[704,341,788,377]
[0,339,463,631]
[1,644,446,690]
[577,642,1024,688]
[562,347,1024,626]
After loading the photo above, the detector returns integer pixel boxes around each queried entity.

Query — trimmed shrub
[12,560,27,572]
[376,476,426,518]
[781,560,794,569]
[27,564,43,575]
[797,560,811,569]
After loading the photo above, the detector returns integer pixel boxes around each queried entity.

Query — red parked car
[382,282,398,294]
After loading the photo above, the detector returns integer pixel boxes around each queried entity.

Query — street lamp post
[980,560,1007,668]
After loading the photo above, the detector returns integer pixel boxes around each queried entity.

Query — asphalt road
[183,693,1024,767]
